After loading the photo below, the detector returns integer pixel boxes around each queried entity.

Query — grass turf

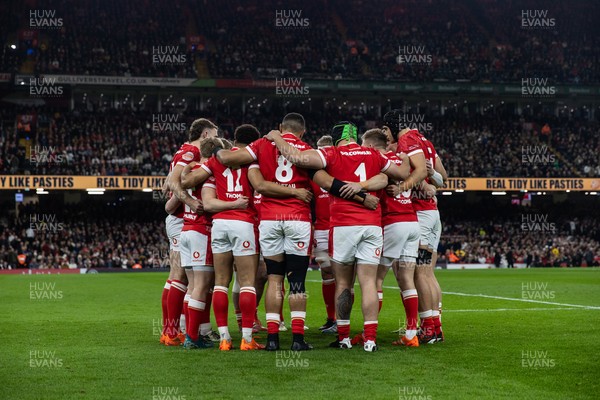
[1,268,599,400]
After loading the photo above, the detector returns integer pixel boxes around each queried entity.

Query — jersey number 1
[223,168,243,192]
[354,162,366,181]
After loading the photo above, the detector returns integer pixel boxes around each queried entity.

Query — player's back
[182,165,211,234]
[381,151,417,226]
[202,148,257,224]
[169,143,201,218]
[398,129,438,211]
[319,143,391,227]
[246,134,312,222]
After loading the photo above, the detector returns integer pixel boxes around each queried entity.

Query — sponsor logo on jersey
[182,151,194,161]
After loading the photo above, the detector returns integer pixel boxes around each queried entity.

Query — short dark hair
[281,113,305,134]
[234,124,260,145]
[361,128,388,149]
[189,118,218,142]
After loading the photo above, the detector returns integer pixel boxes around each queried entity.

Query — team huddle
[158,111,448,352]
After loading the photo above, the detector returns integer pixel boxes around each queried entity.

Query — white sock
[242,328,253,342]
[218,326,231,340]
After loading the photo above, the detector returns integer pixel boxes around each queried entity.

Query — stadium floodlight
[492,191,507,195]
[10,44,16,50]
[442,192,452,195]
[142,188,153,192]
[35,188,49,195]
[455,189,464,193]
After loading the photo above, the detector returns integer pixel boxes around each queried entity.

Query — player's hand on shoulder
[363,194,380,210]
[264,130,281,141]
[425,158,434,176]
[189,198,203,214]
[293,188,313,203]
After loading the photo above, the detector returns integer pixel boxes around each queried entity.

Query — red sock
[291,311,306,335]
[166,280,187,338]
[266,313,280,334]
[377,290,383,314]
[183,295,190,334]
[212,286,229,328]
[420,315,435,336]
[161,280,171,335]
[322,279,336,320]
[402,289,419,331]
[363,321,378,342]
[433,313,442,335]
[337,320,350,340]
[239,287,257,331]
[187,299,205,341]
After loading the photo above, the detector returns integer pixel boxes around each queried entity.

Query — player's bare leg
[253,257,268,332]
[356,263,380,351]
[212,252,234,349]
[375,264,389,315]
[184,268,214,349]
[392,260,419,346]
[331,261,355,348]
[264,254,285,351]
[232,269,241,331]
[318,257,337,333]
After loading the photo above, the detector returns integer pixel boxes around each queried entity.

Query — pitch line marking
[442,307,579,312]
[305,279,600,310]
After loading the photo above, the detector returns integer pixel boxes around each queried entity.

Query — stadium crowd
[2,200,598,270]
[0,200,169,270]
[1,104,598,178]
[1,0,598,83]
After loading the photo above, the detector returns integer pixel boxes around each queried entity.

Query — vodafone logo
[182,151,194,161]
[375,248,381,256]
[172,238,178,245]
[242,241,251,249]
[297,242,305,249]
[193,251,200,258]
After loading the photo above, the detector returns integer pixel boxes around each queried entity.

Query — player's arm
[181,162,211,189]
[427,156,448,188]
[396,151,428,192]
[337,173,389,198]
[312,170,380,210]
[164,193,181,215]
[382,152,411,182]
[265,130,324,169]
[169,164,202,213]
[247,167,313,203]
[215,147,255,167]
[421,181,438,198]
[201,186,249,213]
